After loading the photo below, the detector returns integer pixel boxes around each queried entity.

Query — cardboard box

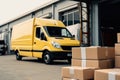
[117,33,120,43]
[62,78,93,80]
[72,59,112,69]
[61,66,95,80]
[115,43,120,56]
[115,56,120,68]
[62,78,78,80]
[72,47,113,60]
[105,47,115,59]
[95,68,120,80]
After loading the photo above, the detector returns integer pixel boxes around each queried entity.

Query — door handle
[34,42,36,44]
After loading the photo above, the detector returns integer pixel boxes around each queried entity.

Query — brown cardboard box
[95,68,120,80]
[62,78,94,80]
[105,47,115,59]
[117,33,120,43]
[62,78,78,80]
[72,47,110,60]
[115,56,120,68]
[72,59,112,69]
[61,66,95,80]
[115,43,120,56]
[62,78,93,80]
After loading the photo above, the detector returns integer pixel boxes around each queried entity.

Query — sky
[0,0,52,25]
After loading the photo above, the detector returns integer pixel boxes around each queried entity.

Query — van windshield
[44,26,73,38]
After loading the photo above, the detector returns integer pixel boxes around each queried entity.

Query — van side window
[36,27,41,38]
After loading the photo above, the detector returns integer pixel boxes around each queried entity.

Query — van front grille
[61,46,72,50]
[61,46,79,50]
[61,46,80,50]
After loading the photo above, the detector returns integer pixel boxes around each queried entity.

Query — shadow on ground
[20,58,70,66]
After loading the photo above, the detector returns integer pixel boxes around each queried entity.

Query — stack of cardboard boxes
[72,47,114,68]
[61,33,120,80]
[94,33,120,80]
[115,33,120,68]
[61,46,115,80]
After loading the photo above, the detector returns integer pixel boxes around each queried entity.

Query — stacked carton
[115,33,120,68]
[115,43,120,67]
[61,46,115,80]
[95,68,120,80]
[62,66,95,80]
[72,47,114,68]
[94,33,120,80]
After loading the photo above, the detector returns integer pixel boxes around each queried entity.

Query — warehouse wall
[35,6,52,18]
[9,14,32,29]
[0,24,8,33]
[55,0,78,20]
[0,24,9,53]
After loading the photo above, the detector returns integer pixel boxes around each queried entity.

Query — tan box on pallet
[95,68,120,80]
[62,78,76,80]
[72,59,112,69]
[61,66,96,80]
[72,47,114,60]
[62,78,94,80]
[117,33,120,43]
[115,43,120,56]
[115,56,120,68]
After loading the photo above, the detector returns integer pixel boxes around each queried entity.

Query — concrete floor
[0,55,70,80]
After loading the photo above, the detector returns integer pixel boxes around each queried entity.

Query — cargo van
[11,18,80,64]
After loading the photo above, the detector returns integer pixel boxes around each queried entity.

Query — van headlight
[51,41,61,48]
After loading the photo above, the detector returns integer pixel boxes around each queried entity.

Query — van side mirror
[72,35,75,38]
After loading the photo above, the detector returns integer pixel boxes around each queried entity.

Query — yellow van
[11,18,80,64]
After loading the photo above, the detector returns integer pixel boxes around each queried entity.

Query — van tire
[43,51,53,64]
[16,51,22,60]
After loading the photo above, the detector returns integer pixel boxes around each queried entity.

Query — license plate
[67,53,71,57]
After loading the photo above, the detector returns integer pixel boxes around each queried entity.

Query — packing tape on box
[108,72,118,80]
[82,60,86,67]
[69,67,75,79]
[69,67,74,75]
[81,47,86,59]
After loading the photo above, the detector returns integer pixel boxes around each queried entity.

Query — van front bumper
[50,51,72,60]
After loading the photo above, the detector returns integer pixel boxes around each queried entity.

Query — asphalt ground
[0,55,70,80]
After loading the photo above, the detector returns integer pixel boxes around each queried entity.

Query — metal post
[78,1,89,46]
[90,0,99,46]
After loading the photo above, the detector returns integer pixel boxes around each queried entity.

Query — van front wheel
[43,51,53,64]
[16,51,22,60]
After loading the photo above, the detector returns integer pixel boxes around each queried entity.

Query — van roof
[34,18,65,27]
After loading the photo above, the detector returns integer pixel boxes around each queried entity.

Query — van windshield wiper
[55,37,63,39]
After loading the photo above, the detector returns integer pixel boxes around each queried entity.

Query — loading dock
[99,0,120,46]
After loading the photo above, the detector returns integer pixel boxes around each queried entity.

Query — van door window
[36,27,41,38]
[41,32,46,41]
